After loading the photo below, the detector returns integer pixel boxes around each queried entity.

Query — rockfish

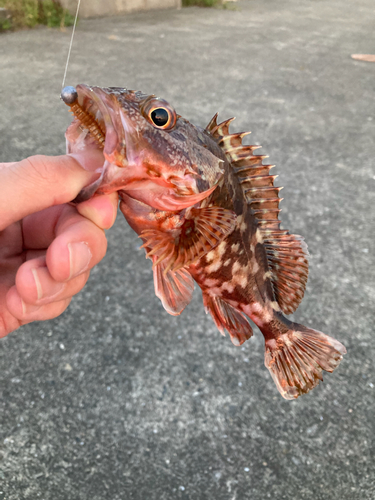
[61,85,346,400]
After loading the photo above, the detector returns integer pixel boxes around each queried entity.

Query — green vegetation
[182,0,236,8]
[0,0,74,31]
[0,15,12,31]
[182,0,221,5]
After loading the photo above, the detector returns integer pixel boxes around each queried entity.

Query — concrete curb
[60,0,181,18]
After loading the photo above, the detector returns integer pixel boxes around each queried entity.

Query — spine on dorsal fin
[206,113,219,133]
[218,133,252,150]
[210,117,236,139]
[212,117,309,315]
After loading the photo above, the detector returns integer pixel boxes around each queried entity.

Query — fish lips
[123,182,218,212]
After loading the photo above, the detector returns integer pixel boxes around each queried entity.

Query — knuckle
[96,233,108,262]
[22,155,52,183]
[70,270,90,292]
[84,224,107,262]
[0,313,21,338]
[20,156,64,206]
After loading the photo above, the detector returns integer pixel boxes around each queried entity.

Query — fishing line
[61,0,81,89]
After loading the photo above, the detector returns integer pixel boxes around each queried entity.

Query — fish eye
[150,108,170,128]
[141,97,177,130]
[148,105,176,130]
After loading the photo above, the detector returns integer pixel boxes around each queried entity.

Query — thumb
[0,151,104,231]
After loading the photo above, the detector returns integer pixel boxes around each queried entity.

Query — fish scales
[61,84,346,400]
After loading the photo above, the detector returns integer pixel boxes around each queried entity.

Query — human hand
[0,153,118,337]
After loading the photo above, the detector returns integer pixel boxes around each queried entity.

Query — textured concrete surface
[0,1,374,499]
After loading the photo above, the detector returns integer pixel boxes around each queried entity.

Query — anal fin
[203,294,253,346]
[154,259,195,316]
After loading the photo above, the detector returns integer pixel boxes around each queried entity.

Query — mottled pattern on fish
[62,85,346,400]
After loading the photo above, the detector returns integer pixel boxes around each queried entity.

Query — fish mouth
[63,84,131,202]
[64,84,124,162]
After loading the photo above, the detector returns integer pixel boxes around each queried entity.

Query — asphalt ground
[0,1,374,499]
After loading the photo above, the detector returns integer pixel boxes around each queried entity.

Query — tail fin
[264,325,346,400]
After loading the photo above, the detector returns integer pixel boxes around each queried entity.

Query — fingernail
[31,268,43,300]
[20,298,40,316]
[68,242,92,279]
[31,268,65,301]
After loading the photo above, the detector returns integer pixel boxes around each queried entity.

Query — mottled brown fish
[61,84,346,400]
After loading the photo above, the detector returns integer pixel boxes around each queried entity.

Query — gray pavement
[0,1,375,498]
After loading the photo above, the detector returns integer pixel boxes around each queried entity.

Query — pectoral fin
[140,207,236,273]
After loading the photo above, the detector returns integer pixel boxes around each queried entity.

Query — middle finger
[46,209,108,282]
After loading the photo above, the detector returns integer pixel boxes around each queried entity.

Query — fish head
[64,85,226,211]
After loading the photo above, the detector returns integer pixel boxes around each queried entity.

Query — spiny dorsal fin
[212,117,309,314]
[212,118,283,230]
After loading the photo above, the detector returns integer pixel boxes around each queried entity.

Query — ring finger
[6,294,72,324]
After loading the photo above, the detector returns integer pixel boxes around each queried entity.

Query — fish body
[62,85,346,399]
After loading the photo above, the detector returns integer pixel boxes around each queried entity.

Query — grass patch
[0,0,74,31]
[182,0,221,6]
[182,0,237,8]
